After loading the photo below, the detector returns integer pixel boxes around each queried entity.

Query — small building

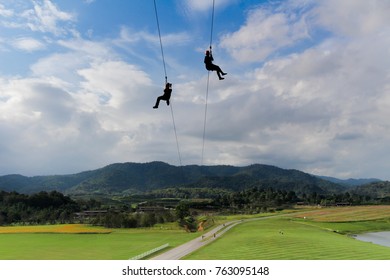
[74,210,108,220]
[137,206,166,213]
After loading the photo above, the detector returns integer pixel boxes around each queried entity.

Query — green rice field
[2,206,390,260]
[0,225,200,260]
[185,206,390,260]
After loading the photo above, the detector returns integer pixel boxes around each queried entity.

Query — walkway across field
[150,220,242,260]
[150,215,280,260]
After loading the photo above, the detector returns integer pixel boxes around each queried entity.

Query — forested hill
[0,161,346,195]
[317,176,381,188]
[352,181,390,199]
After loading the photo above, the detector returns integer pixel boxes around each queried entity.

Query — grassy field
[294,205,390,222]
[0,224,201,260]
[185,206,390,260]
[2,206,390,260]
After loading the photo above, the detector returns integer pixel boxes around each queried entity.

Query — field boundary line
[130,243,169,260]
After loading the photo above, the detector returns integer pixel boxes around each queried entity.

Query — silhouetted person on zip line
[153,82,172,109]
[204,49,227,80]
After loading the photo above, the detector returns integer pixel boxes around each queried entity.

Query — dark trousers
[206,64,224,77]
[154,96,169,108]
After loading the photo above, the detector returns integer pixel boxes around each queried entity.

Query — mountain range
[317,176,381,188]
[0,161,384,196]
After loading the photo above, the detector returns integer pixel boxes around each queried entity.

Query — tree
[140,213,156,227]
[175,202,190,220]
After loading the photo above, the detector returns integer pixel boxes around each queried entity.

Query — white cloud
[77,60,152,109]
[313,0,390,37]
[187,0,390,179]
[220,4,310,63]
[217,46,388,178]
[0,60,159,175]
[0,3,14,17]
[0,77,73,124]
[1,0,390,180]
[58,38,116,62]
[11,37,45,52]
[21,0,75,36]
[31,52,88,82]
[184,0,234,12]
[117,27,192,48]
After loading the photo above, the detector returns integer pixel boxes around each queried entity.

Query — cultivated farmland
[0,224,200,260]
[2,206,390,259]
[184,206,390,260]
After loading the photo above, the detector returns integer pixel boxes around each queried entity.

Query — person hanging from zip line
[204,49,227,80]
[153,82,172,109]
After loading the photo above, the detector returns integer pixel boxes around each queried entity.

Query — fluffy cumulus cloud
[0,60,161,174]
[1,0,390,180]
[313,0,390,37]
[220,4,310,62]
[210,0,390,178]
[0,15,184,175]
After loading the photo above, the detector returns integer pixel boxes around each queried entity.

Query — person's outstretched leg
[211,64,226,80]
[153,97,162,109]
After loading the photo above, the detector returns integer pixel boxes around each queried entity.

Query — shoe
[153,106,158,109]
[222,72,227,76]
[219,77,224,80]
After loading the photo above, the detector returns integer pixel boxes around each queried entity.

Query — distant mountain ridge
[0,161,380,196]
[317,176,381,187]
[352,181,390,199]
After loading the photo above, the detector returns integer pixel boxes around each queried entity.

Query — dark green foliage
[0,190,176,228]
[0,190,79,225]
[175,202,190,220]
[1,162,388,229]
[212,188,299,213]
[317,176,381,187]
[0,161,345,196]
[137,187,231,200]
[90,211,175,228]
[175,202,197,231]
[352,181,390,199]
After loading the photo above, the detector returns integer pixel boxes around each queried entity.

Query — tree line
[0,187,383,227]
[0,190,79,225]
[0,190,176,228]
[210,187,376,213]
[89,210,176,228]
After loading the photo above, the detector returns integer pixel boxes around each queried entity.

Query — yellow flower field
[0,224,112,234]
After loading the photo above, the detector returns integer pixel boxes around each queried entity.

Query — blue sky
[0,0,390,180]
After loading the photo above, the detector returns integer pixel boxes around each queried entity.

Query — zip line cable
[201,71,210,166]
[209,0,215,51]
[201,0,215,166]
[153,0,182,166]
[153,0,167,83]
[170,102,182,166]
